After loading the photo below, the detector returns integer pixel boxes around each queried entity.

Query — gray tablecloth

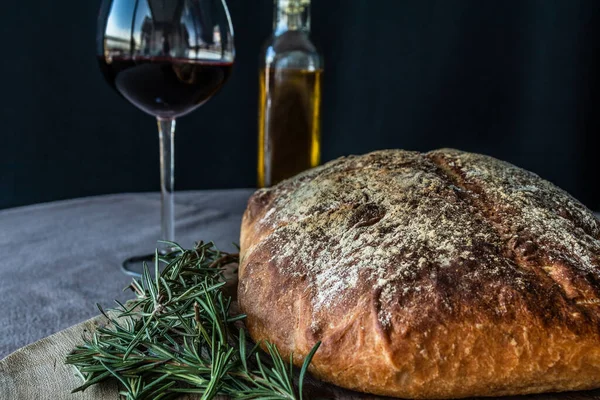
[0,189,255,359]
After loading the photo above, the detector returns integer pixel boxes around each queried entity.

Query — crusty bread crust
[238,149,600,398]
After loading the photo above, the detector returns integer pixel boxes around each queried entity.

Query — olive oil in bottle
[258,0,323,187]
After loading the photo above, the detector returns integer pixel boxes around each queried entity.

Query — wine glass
[97,0,235,276]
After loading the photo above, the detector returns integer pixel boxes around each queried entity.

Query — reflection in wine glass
[98,0,235,275]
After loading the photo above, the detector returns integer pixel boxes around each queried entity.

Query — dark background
[2,0,600,210]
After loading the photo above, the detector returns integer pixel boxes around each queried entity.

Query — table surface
[2,190,600,399]
[0,189,255,359]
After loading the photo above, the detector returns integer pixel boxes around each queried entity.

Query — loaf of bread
[238,149,600,398]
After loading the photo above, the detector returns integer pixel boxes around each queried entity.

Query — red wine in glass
[98,56,233,118]
[97,0,235,275]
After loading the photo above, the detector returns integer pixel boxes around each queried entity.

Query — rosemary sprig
[65,241,320,400]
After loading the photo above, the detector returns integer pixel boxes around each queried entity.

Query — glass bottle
[258,0,323,187]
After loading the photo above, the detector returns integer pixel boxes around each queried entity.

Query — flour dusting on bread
[249,150,596,328]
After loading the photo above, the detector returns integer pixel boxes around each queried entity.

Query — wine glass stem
[158,117,176,243]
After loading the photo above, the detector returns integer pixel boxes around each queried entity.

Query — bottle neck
[274,0,311,36]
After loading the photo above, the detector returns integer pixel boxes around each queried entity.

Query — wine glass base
[121,253,158,278]
[121,246,178,278]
